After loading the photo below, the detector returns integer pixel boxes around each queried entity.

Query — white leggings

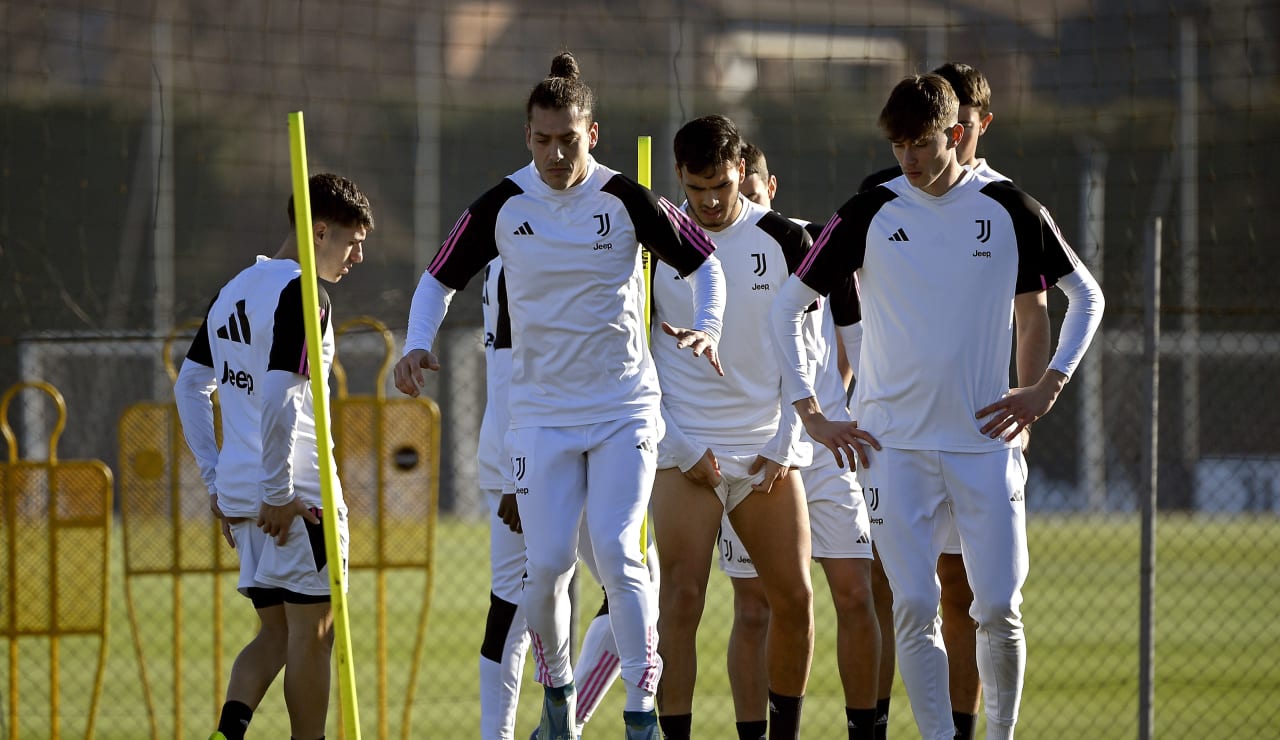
[509,416,661,694]
[863,446,1028,740]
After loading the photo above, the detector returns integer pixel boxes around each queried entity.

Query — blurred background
[1,1,1278,738]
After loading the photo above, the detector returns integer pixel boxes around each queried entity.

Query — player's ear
[314,220,327,242]
[588,121,599,149]
[980,111,994,134]
[949,123,964,148]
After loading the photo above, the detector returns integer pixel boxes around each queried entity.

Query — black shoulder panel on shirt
[803,187,897,324]
[802,220,824,242]
[858,165,901,193]
[979,180,1080,293]
[494,266,512,350]
[267,277,310,375]
[429,178,524,292]
[186,292,219,367]
[602,173,710,277]
[755,210,813,275]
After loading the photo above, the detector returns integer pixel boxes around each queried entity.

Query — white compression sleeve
[1049,263,1105,379]
[173,359,220,495]
[837,321,864,382]
[682,253,725,343]
[405,271,456,354]
[771,275,823,404]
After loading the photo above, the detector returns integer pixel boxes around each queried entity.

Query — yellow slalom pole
[287,111,362,739]
[637,135,652,561]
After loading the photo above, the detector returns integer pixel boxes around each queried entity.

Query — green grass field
[5,513,1278,739]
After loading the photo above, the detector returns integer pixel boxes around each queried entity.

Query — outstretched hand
[661,322,723,376]
[393,348,441,397]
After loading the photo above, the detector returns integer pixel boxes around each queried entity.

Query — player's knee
[765,578,813,625]
[892,587,942,632]
[969,597,1022,637]
[732,584,771,636]
[661,577,708,623]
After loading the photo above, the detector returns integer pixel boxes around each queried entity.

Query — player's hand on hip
[393,348,441,397]
[748,455,789,494]
[210,493,235,548]
[257,498,319,546]
[977,372,1065,441]
[682,448,722,488]
[497,493,523,534]
[660,322,724,376]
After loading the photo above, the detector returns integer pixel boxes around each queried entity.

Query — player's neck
[273,234,298,262]
[920,161,966,198]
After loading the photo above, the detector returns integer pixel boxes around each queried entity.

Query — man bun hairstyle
[526,51,596,121]
[673,114,743,176]
[932,61,992,114]
[877,74,959,143]
[288,172,374,230]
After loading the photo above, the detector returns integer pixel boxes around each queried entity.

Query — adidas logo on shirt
[215,299,252,344]
[513,221,535,236]
[888,228,910,242]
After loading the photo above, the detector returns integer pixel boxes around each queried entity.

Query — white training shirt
[653,197,811,464]
[174,256,342,518]
[789,169,1081,452]
[476,256,512,491]
[419,156,722,430]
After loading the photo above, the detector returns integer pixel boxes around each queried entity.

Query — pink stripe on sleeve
[428,211,473,275]
[797,214,842,278]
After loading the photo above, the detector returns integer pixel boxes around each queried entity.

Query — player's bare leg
[938,552,981,739]
[869,549,895,739]
[727,575,771,736]
[216,603,288,740]
[818,556,881,738]
[729,471,814,739]
[282,600,335,740]
[650,467,724,736]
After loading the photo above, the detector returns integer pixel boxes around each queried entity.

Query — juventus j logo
[593,213,611,237]
[751,252,767,277]
[512,456,526,481]
[864,486,879,511]
[975,219,992,243]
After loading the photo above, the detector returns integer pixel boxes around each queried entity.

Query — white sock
[574,612,622,724]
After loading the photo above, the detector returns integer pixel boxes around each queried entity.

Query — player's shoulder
[753,205,811,248]
[835,181,899,220]
[858,165,901,193]
[977,177,1046,218]
[468,175,525,213]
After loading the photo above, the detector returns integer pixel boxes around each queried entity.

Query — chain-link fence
[2,0,1278,737]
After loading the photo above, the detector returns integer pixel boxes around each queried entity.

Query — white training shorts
[232,507,349,599]
[718,451,873,579]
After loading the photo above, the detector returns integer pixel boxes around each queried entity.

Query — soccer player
[858,62,1038,740]
[649,115,814,740]
[475,255,533,740]
[770,74,1104,740]
[393,51,725,740]
[715,141,881,740]
[175,173,374,740]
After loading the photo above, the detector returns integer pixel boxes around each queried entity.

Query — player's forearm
[174,358,220,493]
[771,276,822,403]
[684,253,725,342]
[405,271,455,354]
[658,401,705,473]
[1048,264,1105,379]
[1014,294,1051,388]
[760,400,812,469]
[260,370,306,506]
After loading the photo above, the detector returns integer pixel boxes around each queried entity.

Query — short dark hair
[741,140,769,180]
[288,173,374,230]
[526,51,595,122]
[932,62,992,114]
[877,74,959,143]
[673,115,742,175]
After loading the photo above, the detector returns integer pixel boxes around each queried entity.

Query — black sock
[216,700,253,740]
[658,712,692,740]
[736,719,768,740]
[874,697,891,740]
[847,706,878,740]
[767,690,804,740]
[952,711,978,740]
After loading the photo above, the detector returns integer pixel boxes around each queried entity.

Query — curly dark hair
[288,172,374,230]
